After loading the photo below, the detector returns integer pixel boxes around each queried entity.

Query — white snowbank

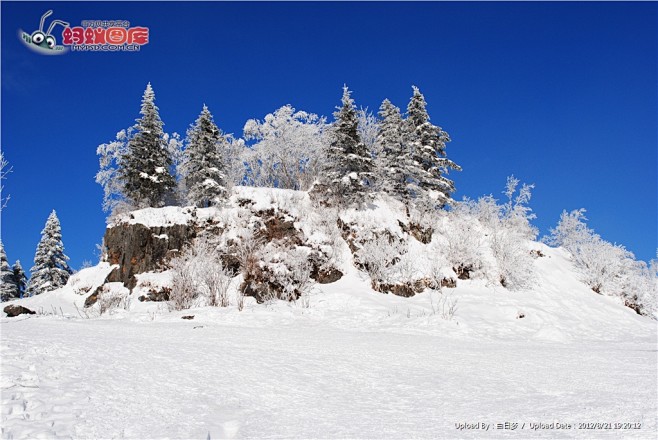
[2,186,656,438]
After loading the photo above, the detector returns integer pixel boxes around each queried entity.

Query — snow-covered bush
[168,238,235,311]
[277,247,315,306]
[235,230,265,281]
[309,206,345,271]
[233,227,317,305]
[440,201,485,280]
[440,177,537,290]
[356,233,407,289]
[97,284,131,315]
[545,209,657,316]
[244,243,316,305]
[480,177,537,290]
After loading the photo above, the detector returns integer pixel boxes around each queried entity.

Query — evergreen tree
[119,83,175,208]
[13,260,27,298]
[26,211,72,296]
[405,86,461,209]
[183,105,227,207]
[0,241,18,301]
[324,85,374,206]
[376,99,409,201]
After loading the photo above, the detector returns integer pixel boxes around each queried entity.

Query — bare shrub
[235,288,245,311]
[428,289,458,320]
[313,207,345,269]
[235,231,265,278]
[356,234,407,289]
[205,266,234,308]
[169,261,198,311]
[169,238,235,311]
[97,284,131,315]
[284,247,315,307]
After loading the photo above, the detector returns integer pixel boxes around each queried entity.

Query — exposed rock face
[453,264,474,280]
[398,220,433,244]
[84,287,101,308]
[312,267,343,284]
[103,196,344,301]
[104,223,196,290]
[4,304,36,317]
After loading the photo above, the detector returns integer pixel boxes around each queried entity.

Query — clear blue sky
[2,2,656,271]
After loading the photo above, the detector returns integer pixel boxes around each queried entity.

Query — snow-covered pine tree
[323,85,374,206]
[182,105,227,207]
[26,211,72,296]
[376,99,409,201]
[119,83,176,208]
[12,260,27,298]
[405,86,461,209]
[0,241,18,301]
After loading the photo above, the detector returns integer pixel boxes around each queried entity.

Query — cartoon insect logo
[19,10,69,55]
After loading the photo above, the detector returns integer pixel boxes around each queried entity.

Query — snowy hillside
[2,186,656,439]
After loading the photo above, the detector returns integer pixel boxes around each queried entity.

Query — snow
[2,248,656,438]
[2,188,656,438]
[1,305,655,439]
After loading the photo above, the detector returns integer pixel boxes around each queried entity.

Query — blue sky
[1,1,656,271]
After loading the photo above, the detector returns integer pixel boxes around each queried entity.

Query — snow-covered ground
[2,187,656,438]
[1,312,655,439]
[2,247,656,439]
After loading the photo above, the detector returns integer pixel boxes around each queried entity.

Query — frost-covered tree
[224,134,247,188]
[376,99,408,200]
[485,177,537,289]
[443,177,537,289]
[0,151,11,213]
[243,105,327,190]
[0,241,18,301]
[26,211,72,296]
[96,127,133,216]
[322,85,374,206]
[545,209,631,295]
[182,105,227,207]
[545,209,657,316]
[13,260,27,298]
[405,86,461,209]
[119,83,175,208]
[357,107,380,158]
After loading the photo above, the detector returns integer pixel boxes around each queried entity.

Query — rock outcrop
[105,223,196,290]
[4,304,36,317]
